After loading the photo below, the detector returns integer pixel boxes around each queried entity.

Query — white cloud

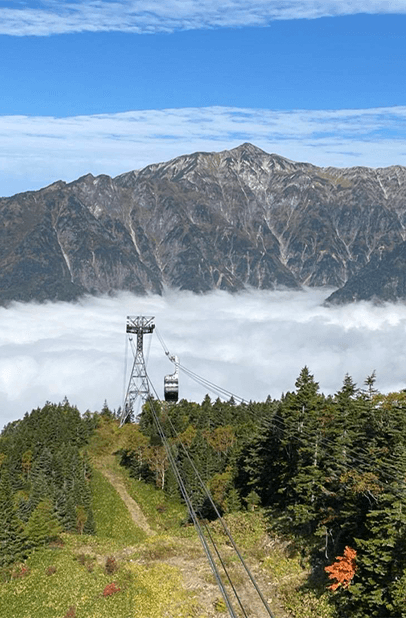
[1,105,406,197]
[1,0,406,36]
[1,288,406,429]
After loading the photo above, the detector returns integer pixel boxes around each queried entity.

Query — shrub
[76,554,87,566]
[46,565,57,576]
[325,546,357,591]
[49,538,64,549]
[75,553,95,572]
[213,597,228,612]
[11,565,30,579]
[105,555,118,575]
[63,607,76,618]
[103,582,121,597]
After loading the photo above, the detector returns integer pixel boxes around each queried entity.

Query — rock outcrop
[1,143,405,304]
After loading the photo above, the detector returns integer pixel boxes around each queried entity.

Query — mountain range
[1,142,406,305]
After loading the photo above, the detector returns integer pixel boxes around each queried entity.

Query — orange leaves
[103,582,121,597]
[325,546,357,591]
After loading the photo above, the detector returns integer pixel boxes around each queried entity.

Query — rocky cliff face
[1,143,406,305]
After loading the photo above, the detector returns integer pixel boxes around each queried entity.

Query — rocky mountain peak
[1,144,406,305]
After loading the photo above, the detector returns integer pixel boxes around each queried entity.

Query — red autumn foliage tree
[325,546,357,591]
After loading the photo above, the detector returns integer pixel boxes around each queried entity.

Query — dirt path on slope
[92,456,288,617]
[94,456,155,536]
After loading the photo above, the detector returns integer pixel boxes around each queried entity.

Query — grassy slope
[0,418,337,618]
[0,541,198,618]
[91,468,146,544]
[0,419,199,618]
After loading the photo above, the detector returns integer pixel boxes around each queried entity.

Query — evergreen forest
[2,368,406,617]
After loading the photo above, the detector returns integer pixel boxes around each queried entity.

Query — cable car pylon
[119,316,155,426]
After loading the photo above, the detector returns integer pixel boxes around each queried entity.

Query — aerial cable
[199,515,250,618]
[146,377,257,617]
[166,344,405,487]
[155,328,247,402]
[177,362,246,403]
[178,358,405,492]
[154,329,406,544]
[156,325,406,484]
[146,376,276,618]
[169,422,277,618]
[144,328,152,367]
[122,333,129,412]
[145,392,240,618]
[155,327,170,356]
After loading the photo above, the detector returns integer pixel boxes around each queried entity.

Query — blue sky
[1,1,406,196]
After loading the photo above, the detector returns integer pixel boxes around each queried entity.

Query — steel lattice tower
[119,316,155,426]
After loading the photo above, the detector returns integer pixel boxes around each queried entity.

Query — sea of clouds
[1,287,406,428]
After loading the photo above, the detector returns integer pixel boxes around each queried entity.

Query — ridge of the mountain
[1,143,406,305]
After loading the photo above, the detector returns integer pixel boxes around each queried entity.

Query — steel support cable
[173,359,403,486]
[154,333,406,516]
[177,363,246,403]
[178,358,391,480]
[199,515,250,618]
[146,393,240,618]
[173,349,405,485]
[178,363,404,485]
[179,358,406,494]
[158,359,406,539]
[122,333,130,412]
[184,484,249,618]
[146,379,276,618]
[155,328,246,403]
[156,326,406,478]
[157,327,402,474]
[145,387,246,617]
[172,431,276,618]
[146,381,256,618]
[155,327,170,356]
[148,399,238,618]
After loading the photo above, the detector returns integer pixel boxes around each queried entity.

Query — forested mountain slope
[2,373,406,617]
[1,143,406,305]
[119,371,406,618]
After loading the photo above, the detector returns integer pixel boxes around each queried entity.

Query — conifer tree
[25,499,62,547]
[0,471,28,566]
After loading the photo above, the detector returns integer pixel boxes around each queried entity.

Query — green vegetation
[0,401,199,618]
[90,469,146,544]
[2,365,406,617]
[0,543,199,618]
[119,369,406,617]
[0,401,96,566]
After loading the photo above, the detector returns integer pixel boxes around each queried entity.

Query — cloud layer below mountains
[1,288,406,428]
[1,106,406,197]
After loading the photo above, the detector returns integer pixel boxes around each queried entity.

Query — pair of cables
[145,373,276,618]
[155,327,406,505]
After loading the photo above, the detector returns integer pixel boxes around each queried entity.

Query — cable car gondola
[164,355,179,402]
